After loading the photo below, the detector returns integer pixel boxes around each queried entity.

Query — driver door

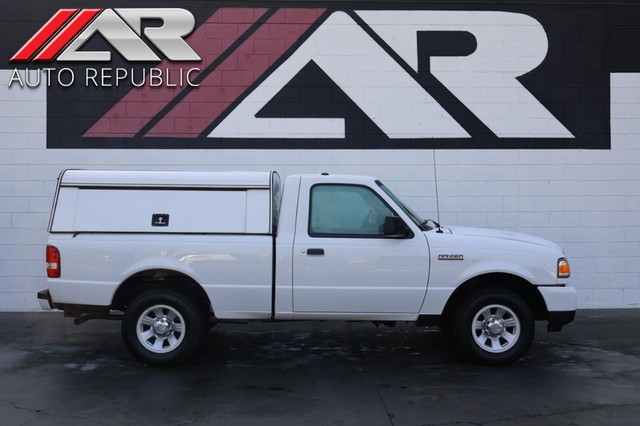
[292,179,430,315]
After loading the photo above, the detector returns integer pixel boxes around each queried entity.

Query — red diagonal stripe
[10,9,78,62]
[34,9,101,62]
[145,8,326,138]
[83,7,268,138]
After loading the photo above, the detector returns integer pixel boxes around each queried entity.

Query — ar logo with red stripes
[37,6,617,149]
[11,8,200,62]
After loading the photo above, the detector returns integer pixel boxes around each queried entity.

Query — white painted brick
[610,242,640,257]
[0,229,28,246]
[518,212,549,227]
[78,150,110,164]
[577,150,611,165]
[457,181,487,196]
[0,293,29,311]
[576,288,595,308]
[624,165,640,180]
[595,257,625,273]
[441,196,474,213]
[109,150,144,165]
[45,150,78,164]
[518,181,550,196]
[407,196,436,213]
[394,151,428,165]
[487,212,519,228]
[27,165,66,181]
[470,197,504,212]
[0,245,41,261]
[473,165,504,180]
[27,229,48,245]
[0,165,28,180]
[623,227,640,243]
[0,197,29,213]
[533,196,566,212]
[594,289,625,307]
[610,181,640,196]
[13,149,46,165]
[579,211,611,227]
[0,150,13,164]
[579,241,612,256]
[608,273,639,289]
[378,165,411,180]
[625,258,640,273]
[0,181,46,197]
[0,213,10,228]
[1,261,42,277]
[11,212,48,229]
[28,197,54,213]
[438,165,473,181]
[549,212,580,227]
[623,289,640,306]
[610,149,640,165]
[456,212,488,227]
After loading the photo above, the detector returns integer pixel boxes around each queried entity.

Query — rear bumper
[37,289,54,310]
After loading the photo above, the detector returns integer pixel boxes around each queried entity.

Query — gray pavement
[0,309,639,425]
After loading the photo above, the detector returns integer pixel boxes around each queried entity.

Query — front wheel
[453,289,534,366]
[122,290,206,366]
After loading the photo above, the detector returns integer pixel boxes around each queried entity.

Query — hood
[443,226,563,252]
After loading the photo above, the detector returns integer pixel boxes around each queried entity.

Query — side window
[309,185,395,236]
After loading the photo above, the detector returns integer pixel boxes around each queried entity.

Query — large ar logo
[41,7,621,149]
[211,11,571,140]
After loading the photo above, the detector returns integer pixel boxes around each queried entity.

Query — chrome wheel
[136,304,186,354]
[471,304,521,354]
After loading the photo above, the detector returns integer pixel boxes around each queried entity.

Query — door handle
[307,248,325,255]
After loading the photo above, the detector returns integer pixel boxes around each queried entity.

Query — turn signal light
[46,245,61,278]
[557,258,570,279]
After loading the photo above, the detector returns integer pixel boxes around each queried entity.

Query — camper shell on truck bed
[49,170,282,235]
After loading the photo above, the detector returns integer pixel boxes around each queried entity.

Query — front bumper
[537,285,577,331]
[547,310,576,332]
[37,289,54,310]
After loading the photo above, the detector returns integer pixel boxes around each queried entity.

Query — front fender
[421,259,549,316]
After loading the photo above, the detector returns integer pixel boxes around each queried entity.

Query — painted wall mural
[3,1,640,149]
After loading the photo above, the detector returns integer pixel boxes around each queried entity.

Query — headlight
[557,258,571,278]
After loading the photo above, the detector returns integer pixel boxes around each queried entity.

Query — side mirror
[384,216,411,238]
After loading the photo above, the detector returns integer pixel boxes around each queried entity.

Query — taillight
[46,245,61,278]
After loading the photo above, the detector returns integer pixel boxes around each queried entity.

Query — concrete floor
[0,310,639,425]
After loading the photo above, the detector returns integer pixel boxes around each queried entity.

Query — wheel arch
[440,273,548,328]
[111,268,212,315]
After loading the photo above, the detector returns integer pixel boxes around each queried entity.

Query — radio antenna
[432,150,443,233]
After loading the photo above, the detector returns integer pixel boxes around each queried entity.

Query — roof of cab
[60,170,274,188]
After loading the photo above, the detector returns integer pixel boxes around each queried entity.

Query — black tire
[122,290,206,366]
[452,288,534,366]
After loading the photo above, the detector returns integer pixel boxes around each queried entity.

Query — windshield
[376,181,431,231]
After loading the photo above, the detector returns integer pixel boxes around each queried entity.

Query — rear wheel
[453,289,534,365]
[122,290,206,366]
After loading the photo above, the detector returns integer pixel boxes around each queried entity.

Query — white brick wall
[0,70,639,310]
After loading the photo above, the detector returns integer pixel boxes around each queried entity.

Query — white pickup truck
[39,170,576,366]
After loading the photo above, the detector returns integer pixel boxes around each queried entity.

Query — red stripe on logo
[145,8,326,138]
[33,9,101,62]
[83,7,268,138]
[10,9,78,62]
